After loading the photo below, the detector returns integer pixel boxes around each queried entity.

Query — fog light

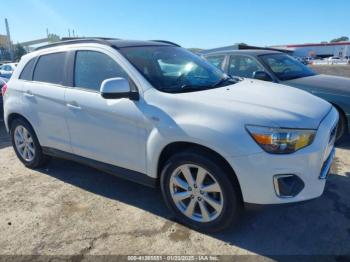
[273,174,304,198]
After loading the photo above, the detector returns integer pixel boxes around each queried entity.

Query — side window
[265,57,302,73]
[19,58,36,81]
[228,55,263,78]
[205,55,225,69]
[74,51,128,91]
[33,53,66,85]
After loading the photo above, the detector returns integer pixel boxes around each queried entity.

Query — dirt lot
[1,65,350,259]
[311,64,350,78]
[0,119,350,259]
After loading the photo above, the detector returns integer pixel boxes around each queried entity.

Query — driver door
[64,49,146,173]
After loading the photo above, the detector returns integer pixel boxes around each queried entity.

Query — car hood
[175,79,332,129]
[282,74,350,96]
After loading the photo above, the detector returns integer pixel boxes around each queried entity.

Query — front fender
[145,119,262,179]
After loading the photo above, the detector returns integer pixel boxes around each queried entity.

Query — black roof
[36,38,180,51]
[108,39,180,48]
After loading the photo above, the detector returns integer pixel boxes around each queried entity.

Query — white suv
[3,39,338,232]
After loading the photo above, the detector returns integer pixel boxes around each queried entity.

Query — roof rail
[149,40,181,47]
[35,38,119,51]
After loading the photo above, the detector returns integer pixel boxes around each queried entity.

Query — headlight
[246,125,316,154]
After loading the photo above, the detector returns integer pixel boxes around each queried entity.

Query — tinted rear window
[33,53,66,85]
[19,58,36,81]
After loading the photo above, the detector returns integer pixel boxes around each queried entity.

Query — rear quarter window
[19,58,36,81]
[205,55,225,69]
[33,52,66,85]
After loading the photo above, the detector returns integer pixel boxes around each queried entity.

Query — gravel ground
[0,119,350,260]
[311,64,350,78]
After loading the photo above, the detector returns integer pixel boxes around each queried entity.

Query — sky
[2,0,350,49]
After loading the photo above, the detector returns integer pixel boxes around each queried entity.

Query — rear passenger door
[64,49,146,173]
[21,52,72,152]
[205,55,226,70]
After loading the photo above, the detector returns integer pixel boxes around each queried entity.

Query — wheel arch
[331,103,348,133]
[157,141,243,202]
[6,113,38,137]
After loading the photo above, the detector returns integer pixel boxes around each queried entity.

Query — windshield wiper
[212,75,239,88]
[181,84,209,91]
[159,76,241,93]
[159,85,210,93]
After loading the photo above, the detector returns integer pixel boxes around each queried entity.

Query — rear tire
[160,150,241,232]
[10,118,48,168]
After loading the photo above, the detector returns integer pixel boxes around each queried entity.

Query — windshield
[119,46,233,93]
[260,53,316,81]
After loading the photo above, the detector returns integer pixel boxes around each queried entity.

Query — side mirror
[100,78,139,100]
[252,71,272,82]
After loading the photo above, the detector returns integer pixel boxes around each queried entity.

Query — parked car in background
[303,57,315,64]
[0,77,8,116]
[328,56,340,61]
[326,56,349,65]
[294,56,308,65]
[203,50,350,141]
[3,38,338,232]
[344,56,350,64]
[0,63,17,78]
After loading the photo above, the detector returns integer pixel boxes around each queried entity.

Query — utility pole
[5,18,14,61]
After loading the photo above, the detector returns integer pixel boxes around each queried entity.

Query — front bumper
[228,107,339,205]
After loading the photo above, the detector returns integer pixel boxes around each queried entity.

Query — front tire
[335,109,347,143]
[10,118,48,168]
[160,150,241,232]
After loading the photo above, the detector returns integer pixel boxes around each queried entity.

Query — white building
[271,42,350,58]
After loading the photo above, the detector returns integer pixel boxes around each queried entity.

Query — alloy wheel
[14,125,36,162]
[169,164,224,223]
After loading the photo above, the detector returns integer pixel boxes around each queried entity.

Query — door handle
[23,90,34,98]
[66,102,82,110]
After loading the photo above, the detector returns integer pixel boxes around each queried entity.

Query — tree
[13,43,27,61]
[47,33,60,43]
[188,48,204,53]
[330,36,349,43]
[0,47,11,60]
